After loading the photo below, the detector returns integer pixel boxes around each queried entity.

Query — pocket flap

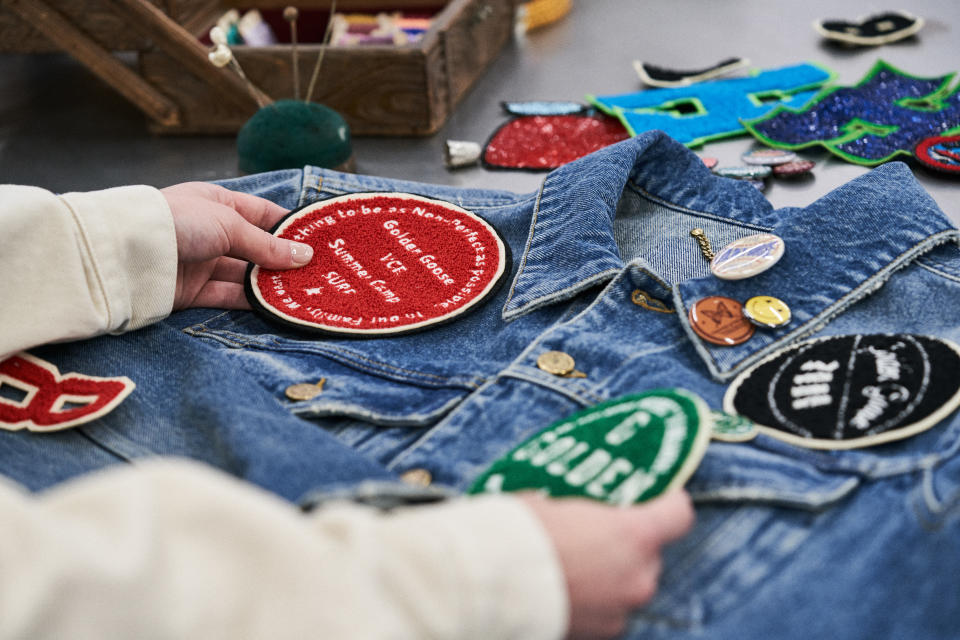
[688,438,859,509]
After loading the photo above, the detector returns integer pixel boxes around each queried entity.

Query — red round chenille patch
[247,193,509,335]
[483,114,631,170]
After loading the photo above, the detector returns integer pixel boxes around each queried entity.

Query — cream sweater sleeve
[0,460,568,640]
[0,185,569,639]
[0,184,177,359]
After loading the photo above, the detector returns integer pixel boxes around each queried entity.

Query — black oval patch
[723,334,960,449]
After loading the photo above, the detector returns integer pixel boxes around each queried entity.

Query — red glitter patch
[483,114,631,170]
[0,354,135,432]
[248,193,508,335]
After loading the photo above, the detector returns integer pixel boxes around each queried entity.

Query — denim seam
[183,326,482,389]
[499,369,606,405]
[266,342,484,388]
[316,191,529,210]
[502,176,548,317]
[316,186,528,210]
[300,166,319,207]
[182,326,254,348]
[627,182,774,232]
[922,464,960,519]
[690,477,860,508]
[752,431,944,477]
[504,268,623,321]
[77,426,147,462]
[309,173,531,209]
[634,267,673,291]
[292,394,464,427]
[916,259,960,283]
[682,230,960,381]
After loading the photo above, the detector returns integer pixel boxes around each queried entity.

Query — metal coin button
[400,468,433,487]
[741,148,798,165]
[710,233,785,280]
[772,159,816,177]
[713,165,772,179]
[536,351,576,376]
[743,295,792,328]
[284,379,326,401]
[689,296,756,346]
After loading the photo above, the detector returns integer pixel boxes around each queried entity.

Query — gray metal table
[1,0,958,222]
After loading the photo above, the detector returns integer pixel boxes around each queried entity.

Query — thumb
[225,212,313,269]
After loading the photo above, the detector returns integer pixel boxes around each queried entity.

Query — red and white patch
[0,353,135,432]
[247,192,508,335]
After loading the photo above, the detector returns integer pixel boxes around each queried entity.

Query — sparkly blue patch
[587,62,834,147]
[743,60,960,166]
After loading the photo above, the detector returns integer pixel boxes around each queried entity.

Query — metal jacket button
[400,468,433,486]
[537,351,576,376]
[284,379,326,401]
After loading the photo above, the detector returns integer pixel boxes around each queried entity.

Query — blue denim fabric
[3,131,960,637]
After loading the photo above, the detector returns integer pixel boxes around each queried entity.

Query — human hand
[161,182,311,310]
[520,491,694,639]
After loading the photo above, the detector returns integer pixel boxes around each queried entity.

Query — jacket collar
[501,132,960,382]
[502,131,771,320]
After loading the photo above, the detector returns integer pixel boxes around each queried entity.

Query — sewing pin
[284,6,301,101]
[305,0,338,103]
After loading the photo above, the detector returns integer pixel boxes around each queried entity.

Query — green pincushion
[237,100,353,174]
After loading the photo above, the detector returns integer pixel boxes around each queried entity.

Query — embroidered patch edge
[246,192,511,337]
[722,334,960,450]
[0,353,135,433]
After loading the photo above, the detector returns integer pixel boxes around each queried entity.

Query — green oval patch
[468,389,712,505]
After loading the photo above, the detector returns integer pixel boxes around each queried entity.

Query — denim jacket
[4,131,960,638]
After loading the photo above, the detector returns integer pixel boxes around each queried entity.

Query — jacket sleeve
[0,459,568,640]
[0,184,178,359]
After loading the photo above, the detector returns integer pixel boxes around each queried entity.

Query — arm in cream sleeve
[0,184,568,640]
[0,184,177,359]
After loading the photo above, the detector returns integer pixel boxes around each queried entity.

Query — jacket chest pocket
[183,312,480,429]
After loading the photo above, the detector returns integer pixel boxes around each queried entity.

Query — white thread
[862,344,903,382]
[791,383,832,398]
[850,384,909,430]
[790,360,838,410]
[792,371,834,385]
[793,395,833,409]
[799,360,840,372]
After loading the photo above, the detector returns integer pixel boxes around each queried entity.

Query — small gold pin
[206,31,272,108]
[631,289,675,314]
[690,228,715,261]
